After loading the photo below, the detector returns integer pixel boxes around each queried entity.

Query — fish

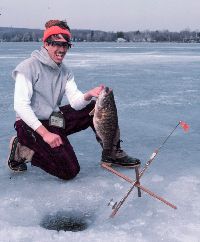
[91,87,120,161]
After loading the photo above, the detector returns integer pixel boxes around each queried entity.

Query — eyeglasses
[47,40,72,49]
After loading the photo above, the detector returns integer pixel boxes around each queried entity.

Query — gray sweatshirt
[13,47,90,130]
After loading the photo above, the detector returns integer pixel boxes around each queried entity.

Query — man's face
[44,35,69,64]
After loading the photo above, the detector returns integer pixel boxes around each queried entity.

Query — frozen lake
[0,42,200,242]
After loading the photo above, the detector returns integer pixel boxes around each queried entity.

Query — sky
[0,0,200,32]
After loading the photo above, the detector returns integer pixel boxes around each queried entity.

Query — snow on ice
[0,42,200,242]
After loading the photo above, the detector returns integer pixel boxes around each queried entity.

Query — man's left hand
[84,85,104,101]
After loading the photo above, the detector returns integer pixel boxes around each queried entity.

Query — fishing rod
[139,121,182,178]
[104,120,189,217]
[139,120,189,177]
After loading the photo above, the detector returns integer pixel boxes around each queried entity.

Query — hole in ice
[40,210,92,232]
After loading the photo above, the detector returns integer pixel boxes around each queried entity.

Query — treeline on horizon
[0,27,200,43]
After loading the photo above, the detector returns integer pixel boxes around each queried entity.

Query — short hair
[45,20,71,32]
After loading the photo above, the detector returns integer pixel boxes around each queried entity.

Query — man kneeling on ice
[7,19,140,180]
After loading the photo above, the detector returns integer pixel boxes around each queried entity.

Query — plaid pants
[15,101,95,180]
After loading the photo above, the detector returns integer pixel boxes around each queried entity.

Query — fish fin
[96,111,102,119]
[89,108,95,116]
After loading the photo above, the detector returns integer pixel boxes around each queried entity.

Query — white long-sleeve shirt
[14,73,90,131]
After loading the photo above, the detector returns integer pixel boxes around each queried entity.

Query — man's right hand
[36,125,63,148]
[42,132,63,148]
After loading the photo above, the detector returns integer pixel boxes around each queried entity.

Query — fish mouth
[105,86,113,95]
[105,87,109,93]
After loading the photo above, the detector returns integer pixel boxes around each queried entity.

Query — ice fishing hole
[40,211,93,232]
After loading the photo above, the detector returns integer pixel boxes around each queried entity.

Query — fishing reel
[107,199,118,210]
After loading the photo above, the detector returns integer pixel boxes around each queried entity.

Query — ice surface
[0,42,200,242]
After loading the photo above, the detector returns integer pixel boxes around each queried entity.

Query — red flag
[179,121,190,132]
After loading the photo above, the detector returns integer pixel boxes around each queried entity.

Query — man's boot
[7,136,34,172]
[101,140,141,168]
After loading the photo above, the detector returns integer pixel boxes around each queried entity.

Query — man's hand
[42,132,63,148]
[84,85,104,101]
[36,125,63,148]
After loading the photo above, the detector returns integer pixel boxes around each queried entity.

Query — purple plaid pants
[15,101,96,180]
